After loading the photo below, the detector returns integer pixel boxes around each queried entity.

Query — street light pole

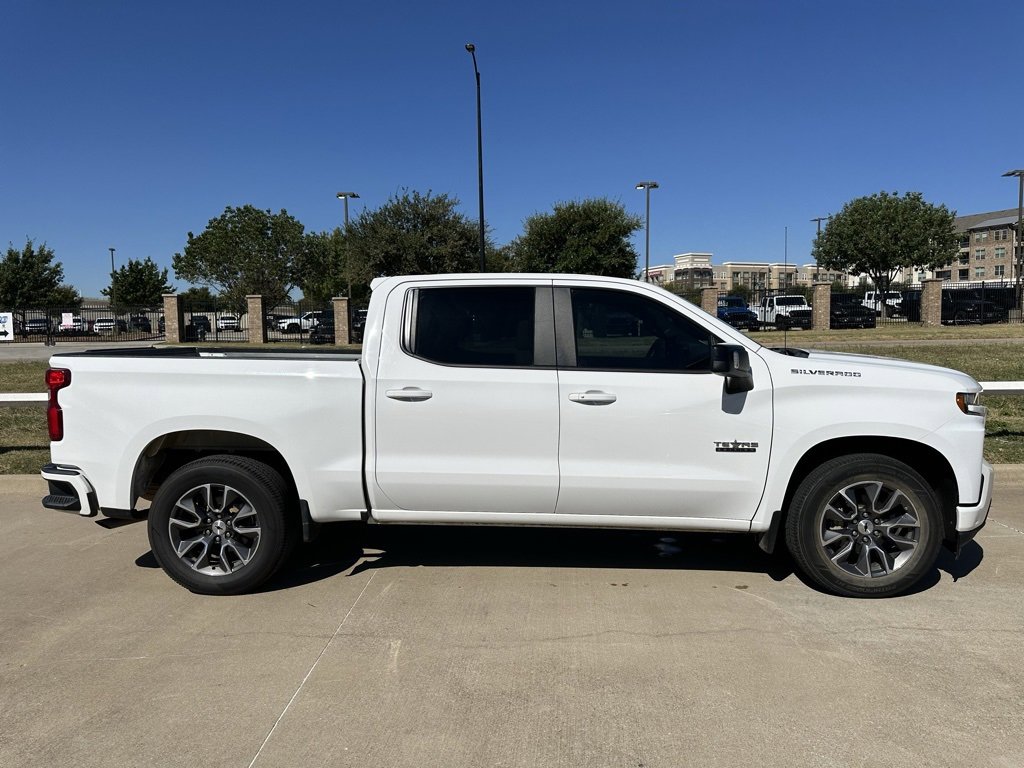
[336,192,360,299]
[465,43,485,272]
[810,216,828,280]
[635,181,659,282]
[1004,170,1024,304]
[108,247,116,312]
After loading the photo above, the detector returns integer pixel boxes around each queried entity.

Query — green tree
[296,228,349,303]
[813,192,958,309]
[345,190,482,285]
[507,198,643,277]
[48,284,83,310]
[172,205,305,308]
[177,286,218,309]
[103,257,173,310]
[0,240,71,311]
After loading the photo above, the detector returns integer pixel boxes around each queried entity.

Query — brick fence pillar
[246,295,266,344]
[811,282,832,331]
[332,297,350,346]
[701,287,718,316]
[922,278,943,327]
[162,293,184,344]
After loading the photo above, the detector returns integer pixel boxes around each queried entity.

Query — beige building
[645,253,850,291]
[901,208,1020,284]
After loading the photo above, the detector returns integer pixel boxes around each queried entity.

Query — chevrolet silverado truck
[40,274,992,598]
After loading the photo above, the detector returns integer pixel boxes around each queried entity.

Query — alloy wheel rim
[167,483,261,576]
[817,480,922,579]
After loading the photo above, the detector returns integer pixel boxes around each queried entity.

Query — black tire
[784,454,942,598]
[148,455,297,595]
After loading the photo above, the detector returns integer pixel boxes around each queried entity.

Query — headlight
[956,391,986,416]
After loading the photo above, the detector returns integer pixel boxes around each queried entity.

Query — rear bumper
[40,463,97,517]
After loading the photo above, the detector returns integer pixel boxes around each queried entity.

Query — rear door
[371,281,560,515]
[553,282,773,521]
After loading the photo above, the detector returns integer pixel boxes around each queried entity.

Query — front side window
[410,287,535,366]
[570,288,718,371]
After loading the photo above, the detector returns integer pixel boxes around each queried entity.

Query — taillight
[46,368,71,441]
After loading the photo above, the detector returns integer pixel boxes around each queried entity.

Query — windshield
[776,297,806,306]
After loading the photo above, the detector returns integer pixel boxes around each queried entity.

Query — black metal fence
[261,299,334,344]
[0,306,165,344]
[179,300,250,343]
[713,281,1023,332]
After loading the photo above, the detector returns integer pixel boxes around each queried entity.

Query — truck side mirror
[712,344,754,394]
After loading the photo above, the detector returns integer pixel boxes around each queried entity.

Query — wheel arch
[779,436,958,548]
[131,430,299,513]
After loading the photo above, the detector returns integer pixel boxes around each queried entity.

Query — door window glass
[570,288,718,371]
[410,287,535,367]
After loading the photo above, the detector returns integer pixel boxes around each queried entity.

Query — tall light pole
[635,181,659,282]
[336,192,360,299]
[108,247,116,312]
[465,43,485,272]
[810,216,828,280]
[1003,169,1024,302]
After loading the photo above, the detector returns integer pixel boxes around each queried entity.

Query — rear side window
[410,287,535,367]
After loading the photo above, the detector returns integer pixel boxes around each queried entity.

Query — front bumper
[41,463,97,517]
[956,461,993,534]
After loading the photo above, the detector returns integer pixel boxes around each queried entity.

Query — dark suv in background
[830,294,877,329]
[715,296,757,330]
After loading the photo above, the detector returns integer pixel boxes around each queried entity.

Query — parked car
[830,294,877,329]
[862,290,903,316]
[23,317,52,335]
[942,296,1008,325]
[308,313,335,345]
[216,314,240,331]
[278,311,323,333]
[158,316,165,334]
[190,315,212,333]
[716,296,758,330]
[129,315,152,333]
[264,313,293,332]
[59,316,85,334]
[93,318,128,334]
[756,295,812,330]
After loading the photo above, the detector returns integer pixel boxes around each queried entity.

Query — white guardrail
[0,393,47,407]
[1,383,1023,407]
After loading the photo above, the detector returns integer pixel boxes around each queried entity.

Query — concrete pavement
[2,468,1023,768]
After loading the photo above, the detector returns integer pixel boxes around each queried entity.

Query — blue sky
[2,0,1022,297]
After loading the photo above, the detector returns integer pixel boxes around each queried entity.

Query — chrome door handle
[385,387,433,402]
[568,390,617,405]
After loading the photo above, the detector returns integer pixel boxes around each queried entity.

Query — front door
[554,284,772,521]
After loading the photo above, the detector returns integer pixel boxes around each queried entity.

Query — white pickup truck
[756,294,813,330]
[41,274,992,598]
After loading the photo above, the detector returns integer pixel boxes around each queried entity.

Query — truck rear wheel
[147,455,296,595]
[784,454,942,598]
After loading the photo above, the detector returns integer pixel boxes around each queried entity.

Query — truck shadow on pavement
[130,522,984,596]
[264,524,984,597]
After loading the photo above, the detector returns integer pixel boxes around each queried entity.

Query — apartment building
[919,208,1021,284]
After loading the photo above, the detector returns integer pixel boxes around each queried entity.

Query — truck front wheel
[147,456,297,595]
[784,454,942,598]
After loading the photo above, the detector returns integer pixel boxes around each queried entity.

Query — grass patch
[0,362,51,474]
[2,339,1022,473]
